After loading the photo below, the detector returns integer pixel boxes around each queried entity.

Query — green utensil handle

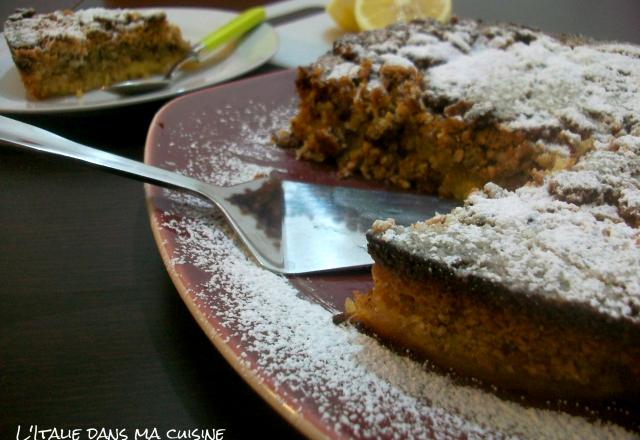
[198,7,266,52]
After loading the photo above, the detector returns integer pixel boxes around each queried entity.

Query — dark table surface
[1,1,638,439]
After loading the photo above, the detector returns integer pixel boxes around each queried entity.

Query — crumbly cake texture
[3,8,190,99]
[279,18,640,404]
[278,18,639,200]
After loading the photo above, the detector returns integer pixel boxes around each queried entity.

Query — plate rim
[0,7,278,114]
[143,68,328,440]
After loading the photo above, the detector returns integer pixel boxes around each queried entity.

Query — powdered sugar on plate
[146,84,635,439]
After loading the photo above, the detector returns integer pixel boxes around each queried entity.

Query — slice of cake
[360,141,640,402]
[278,18,640,404]
[3,8,190,99]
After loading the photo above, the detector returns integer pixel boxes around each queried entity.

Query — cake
[3,8,190,99]
[277,18,640,405]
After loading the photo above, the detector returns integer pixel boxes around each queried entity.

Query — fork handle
[0,115,215,198]
[195,7,266,53]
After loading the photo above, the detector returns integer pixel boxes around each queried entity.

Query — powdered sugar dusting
[428,36,639,139]
[4,7,166,48]
[326,61,361,80]
[150,100,634,439]
[377,134,640,323]
[324,19,640,151]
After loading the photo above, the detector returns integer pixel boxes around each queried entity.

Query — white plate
[271,11,341,68]
[0,7,278,113]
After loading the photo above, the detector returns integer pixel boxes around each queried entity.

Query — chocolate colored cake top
[318,19,640,156]
[331,20,640,324]
[4,8,167,49]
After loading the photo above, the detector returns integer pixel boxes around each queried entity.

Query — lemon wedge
[326,0,360,32]
[354,0,452,31]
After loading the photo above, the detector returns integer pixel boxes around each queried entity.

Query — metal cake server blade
[0,116,458,274]
[220,178,457,273]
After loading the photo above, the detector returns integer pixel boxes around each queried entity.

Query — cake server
[0,116,458,274]
[107,7,267,95]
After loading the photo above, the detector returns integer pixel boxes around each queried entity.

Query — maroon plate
[144,69,630,439]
